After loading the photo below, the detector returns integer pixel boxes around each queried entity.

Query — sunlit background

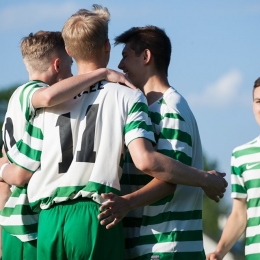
[1,1,260,258]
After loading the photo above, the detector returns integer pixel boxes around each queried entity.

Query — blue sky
[1,0,260,205]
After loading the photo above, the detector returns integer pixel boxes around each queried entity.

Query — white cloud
[186,70,244,108]
[0,2,79,32]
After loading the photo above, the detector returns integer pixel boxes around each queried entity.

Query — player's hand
[203,170,228,202]
[206,252,223,260]
[105,69,137,90]
[98,193,131,229]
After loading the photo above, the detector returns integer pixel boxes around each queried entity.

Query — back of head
[21,31,66,74]
[62,4,110,61]
[115,26,171,76]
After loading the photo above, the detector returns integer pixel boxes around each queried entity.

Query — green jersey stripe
[245,253,260,260]
[128,102,149,115]
[159,128,192,146]
[149,194,174,206]
[131,251,205,260]
[0,205,36,217]
[232,146,260,158]
[248,216,260,227]
[248,198,260,208]
[9,187,28,197]
[245,234,260,246]
[124,120,153,135]
[231,166,243,177]
[4,223,38,236]
[158,149,192,166]
[30,181,121,211]
[142,210,202,226]
[14,140,41,161]
[149,111,185,125]
[246,179,260,188]
[125,229,203,248]
[82,181,120,195]
[231,184,247,194]
[26,121,44,139]
[19,81,43,121]
[123,209,202,228]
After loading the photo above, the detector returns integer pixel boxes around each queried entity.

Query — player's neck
[77,60,106,75]
[143,75,170,105]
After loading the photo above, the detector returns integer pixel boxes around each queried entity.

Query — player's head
[20,31,72,84]
[253,77,260,126]
[21,31,73,83]
[62,4,110,66]
[115,26,171,82]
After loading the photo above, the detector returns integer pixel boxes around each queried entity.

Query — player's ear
[53,58,60,73]
[105,39,111,53]
[143,49,152,65]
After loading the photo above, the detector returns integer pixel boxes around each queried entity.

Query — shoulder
[102,81,146,102]
[232,136,259,154]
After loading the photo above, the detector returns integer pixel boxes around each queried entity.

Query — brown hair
[115,26,171,76]
[21,31,66,73]
[62,4,110,61]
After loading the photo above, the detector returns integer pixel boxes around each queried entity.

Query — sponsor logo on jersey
[246,162,260,170]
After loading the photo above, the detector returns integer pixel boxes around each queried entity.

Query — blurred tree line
[0,85,17,149]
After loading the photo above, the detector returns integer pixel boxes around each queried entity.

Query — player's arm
[98,178,176,228]
[0,160,32,187]
[0,181,11,260]
[128,138,227,202]
[32,68,136,108]
[98,138,227,229]
[206,198,247,260]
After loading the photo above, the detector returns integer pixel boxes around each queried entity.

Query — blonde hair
[62,4,110,61]
[21,31,66,73]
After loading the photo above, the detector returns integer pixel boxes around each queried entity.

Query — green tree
[202,154,229,241]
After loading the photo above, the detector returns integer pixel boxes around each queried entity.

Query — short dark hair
[253,77,260,99]
[115,26,171,76]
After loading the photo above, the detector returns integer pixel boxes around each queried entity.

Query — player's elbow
[39,92,54,107]
[13,172,32,186]
[133,153,153,173]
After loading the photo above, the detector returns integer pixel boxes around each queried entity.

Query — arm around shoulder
[32,68,135,108]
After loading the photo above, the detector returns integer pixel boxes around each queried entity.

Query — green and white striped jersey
[121,87,205,260]
[231,136,260,259]
[0,80,48,242]
[26,81,155,211]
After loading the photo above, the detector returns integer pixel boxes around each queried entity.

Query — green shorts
[2,229,37,260]
[37,198,124,260]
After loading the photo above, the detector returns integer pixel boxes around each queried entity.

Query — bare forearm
[129,138,227,202]
[1,163,32,186]
[0,182,11,209]
[123,179,176,210]
[208,199,247,259]
[33,68,108,108]
[214,212,246,258]
[144,152,207,186]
